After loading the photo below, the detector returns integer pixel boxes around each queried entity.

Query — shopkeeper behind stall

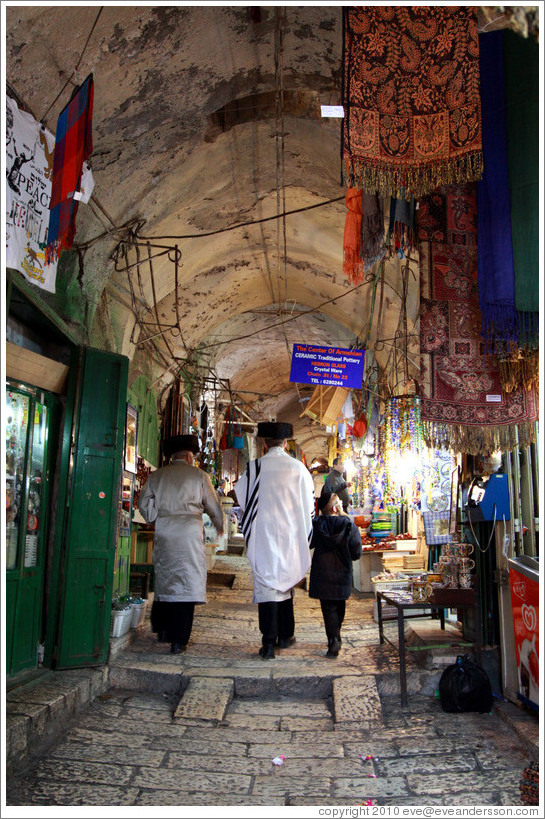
[138,434,224,655]
[323,457,352,512]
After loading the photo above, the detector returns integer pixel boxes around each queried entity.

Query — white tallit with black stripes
[235,446,315,595]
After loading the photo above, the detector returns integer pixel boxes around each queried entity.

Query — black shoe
[277,636,296,649]
[326,637,341,658]
[258,644,275,660]
[170,642,187,654]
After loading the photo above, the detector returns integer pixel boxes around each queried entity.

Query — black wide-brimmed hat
[163,434,200,457]
[257,421,293,440]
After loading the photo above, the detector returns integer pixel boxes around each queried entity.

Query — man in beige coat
[138,434,223,654]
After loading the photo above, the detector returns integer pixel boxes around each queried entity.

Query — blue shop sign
[289,344,365,389]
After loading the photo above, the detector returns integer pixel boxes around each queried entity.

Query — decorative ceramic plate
[427,494,449,512]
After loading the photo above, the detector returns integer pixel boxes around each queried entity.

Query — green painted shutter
[55,347,128,668]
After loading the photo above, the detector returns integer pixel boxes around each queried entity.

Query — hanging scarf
[343,187,364,284]
[503,30,539,347]
[387,194,415,259]
[343,189,384,284]
[46,74,94,263]
[361,192,385,270]
[477,31,518,353]
[341,6,482,198]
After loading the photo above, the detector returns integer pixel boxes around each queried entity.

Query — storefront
[5,383,60,675]
[5,272,129,677]
[320,388,539,684]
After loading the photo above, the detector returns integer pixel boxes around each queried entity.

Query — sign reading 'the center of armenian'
[289,344,365,389]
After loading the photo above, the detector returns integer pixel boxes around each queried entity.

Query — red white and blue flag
[46,73,94,263]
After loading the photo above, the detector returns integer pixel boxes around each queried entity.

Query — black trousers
[258,598,295,647]
[319,599,346,641]
[151,600,195,645]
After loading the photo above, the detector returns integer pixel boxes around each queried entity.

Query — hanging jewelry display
[383,396,422,506]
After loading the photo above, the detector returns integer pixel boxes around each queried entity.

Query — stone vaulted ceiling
[5,4,524,462]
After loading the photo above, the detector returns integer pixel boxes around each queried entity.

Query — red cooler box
[509,555,539,711]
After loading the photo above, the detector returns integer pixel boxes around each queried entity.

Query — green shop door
[54,348,128,668]
[5,384,57,677]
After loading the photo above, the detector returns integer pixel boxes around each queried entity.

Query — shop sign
[509,565,539,708]
[289,344,365,388]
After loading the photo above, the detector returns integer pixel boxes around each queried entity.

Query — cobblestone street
[5,556,539,810]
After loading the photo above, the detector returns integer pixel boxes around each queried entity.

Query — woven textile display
[477,30,538,394]
[341,6,482,198]
[46,73,94,263]
[503,30,539,343]
[418,183,537,455]
[477,31,517,351]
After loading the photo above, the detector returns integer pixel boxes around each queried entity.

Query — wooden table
[355,540,418,592]
[376,589,481,707]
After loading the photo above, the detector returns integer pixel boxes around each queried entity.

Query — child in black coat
[309,489,362,658]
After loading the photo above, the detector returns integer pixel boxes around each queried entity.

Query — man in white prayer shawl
[235,421,315,659]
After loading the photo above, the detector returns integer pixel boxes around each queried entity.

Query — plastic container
[130,600,148,628]
[110,607,132,638]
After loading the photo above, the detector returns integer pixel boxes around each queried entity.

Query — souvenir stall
[212,401,255,542]
[342,396,421,591]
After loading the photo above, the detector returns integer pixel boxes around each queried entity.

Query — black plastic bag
[439,654,493,713]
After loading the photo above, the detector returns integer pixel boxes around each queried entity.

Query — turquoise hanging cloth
[503,29,539,347]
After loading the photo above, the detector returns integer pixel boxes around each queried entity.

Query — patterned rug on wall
[341,6,482,198]
[417,183,538,455]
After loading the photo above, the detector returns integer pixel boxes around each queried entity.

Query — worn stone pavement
[4,554,540,811]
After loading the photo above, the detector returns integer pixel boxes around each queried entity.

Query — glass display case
[125,404,138,473]
[120,471,134,535]
[5,382,53,676]
[5,387,48,571]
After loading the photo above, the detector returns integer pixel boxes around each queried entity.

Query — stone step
[173,676,234,721]
[333,675,385,727]
[5,667,109,771]
[109,658,184,694]
[109,652,446,704]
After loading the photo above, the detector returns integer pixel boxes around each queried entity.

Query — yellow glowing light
[387,451,420,486]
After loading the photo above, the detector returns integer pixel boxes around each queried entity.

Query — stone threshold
[494,700,540,760]
[5,666,110,772]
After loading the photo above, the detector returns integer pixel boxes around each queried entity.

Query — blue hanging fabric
[477,30,517,352]
[231,406,244,449]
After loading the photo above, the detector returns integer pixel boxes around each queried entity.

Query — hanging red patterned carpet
[342,6,482,198]
[417,183,537,455]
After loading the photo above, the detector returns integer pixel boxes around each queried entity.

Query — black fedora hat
[256,421,293,440]
[163,434,200,457]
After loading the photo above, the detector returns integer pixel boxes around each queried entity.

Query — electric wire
[133,195,345,241]
[9,16,418,408]
[197,282,369,351]
[40,6,104,124]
